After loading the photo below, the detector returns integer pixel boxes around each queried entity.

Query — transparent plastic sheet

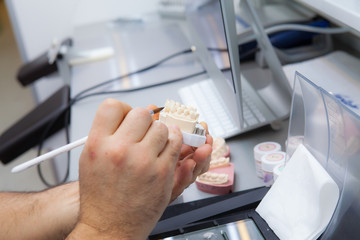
[287,72,360,239]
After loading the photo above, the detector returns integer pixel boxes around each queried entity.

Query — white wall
[6,0,158,60]
[5,0,158,102]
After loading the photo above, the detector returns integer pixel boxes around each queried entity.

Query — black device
[17,38,72,86]
[0,85,70,164]
[149,187,278,240]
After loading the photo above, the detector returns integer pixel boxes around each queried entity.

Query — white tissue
[256,144,339,240]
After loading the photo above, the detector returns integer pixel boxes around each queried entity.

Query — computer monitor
[181,0,291,138]
[183,0,244,137]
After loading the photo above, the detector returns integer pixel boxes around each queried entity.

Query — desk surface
[68,17,289,203]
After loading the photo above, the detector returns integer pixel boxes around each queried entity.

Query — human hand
[68,99,183,240]
[147,104,213,202]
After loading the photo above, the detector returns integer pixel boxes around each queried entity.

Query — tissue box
[283,72,360,239]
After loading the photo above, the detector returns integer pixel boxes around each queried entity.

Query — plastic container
[253,141,281,178]
[273,163,285,182]
[261,151,286,186]
[287,72,360,238]
[285,135,304,161]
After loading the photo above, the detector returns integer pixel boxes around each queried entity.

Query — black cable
[71,47,232,102]
[74,70,207,102]
[72,48,194,101]
[36,103,71,188]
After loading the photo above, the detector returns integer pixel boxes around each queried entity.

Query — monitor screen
[186,0,241,95]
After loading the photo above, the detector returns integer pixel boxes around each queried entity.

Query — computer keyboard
[179,79,266,137]
[179,79,237,137]
[242,91,266,128]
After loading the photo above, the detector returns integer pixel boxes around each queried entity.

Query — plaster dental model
[209,156,230,169]
[195,163,234,195]
[211,137,230,160]
[196,136,234,195]
[197,172,229,185]
[159,99,206,147]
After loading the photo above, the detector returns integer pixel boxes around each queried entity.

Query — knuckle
[154,121,169,136]
[144,121,169,148]
[170,130,183,150]
[131,107,152,120]
[107,141,129,165]
[102,98,121,108]
[86,136,99,151]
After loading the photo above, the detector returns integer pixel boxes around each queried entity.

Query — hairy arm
[0,181,79,240]
[67,99,184,239]
[68,100,212,239]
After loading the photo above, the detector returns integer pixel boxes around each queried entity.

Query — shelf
[297,0,360,32]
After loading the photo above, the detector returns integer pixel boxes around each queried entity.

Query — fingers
[179,123,212,159]
[178,145,194,160]
[205,133,213,146]
[172,137,212,201]
[199,134,213,175]
[191,143,212,179]
[145,104,157,111]
[171,159,196,202]
[89,99,132,138]
[158,125,183,166]
[199,121,209,134]
[140,121,169,157]
[115,107,153,142]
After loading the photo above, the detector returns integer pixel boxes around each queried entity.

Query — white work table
[67,17,289,203]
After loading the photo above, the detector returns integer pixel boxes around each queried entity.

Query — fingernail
[191,162,197,172]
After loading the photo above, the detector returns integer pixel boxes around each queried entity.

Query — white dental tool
[11,107,165,173]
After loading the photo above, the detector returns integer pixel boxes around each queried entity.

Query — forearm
[67,221,148,240]
[0,181,79,240]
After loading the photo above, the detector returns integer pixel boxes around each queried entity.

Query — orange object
[146,104,160,120]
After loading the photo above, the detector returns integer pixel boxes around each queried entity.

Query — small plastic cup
[254,142,281,178]
[261,151,286,186]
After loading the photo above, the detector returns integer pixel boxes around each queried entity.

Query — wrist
[67,222,134,240]
[74,199,154,240]
[41,181,80,237]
